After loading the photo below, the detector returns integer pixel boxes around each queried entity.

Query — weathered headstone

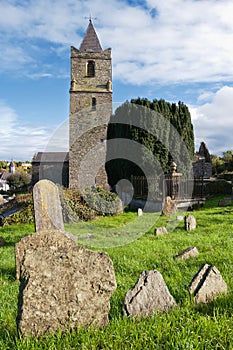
[124,270,176,317]
[137,208,143,216]
[33,179,64,232]
[189,264,227,304]
[175,246,199,260]
[185,214,196,231]
[0,194,4,205]
[218,198,232,207]
[0,237,6,246]
[154,226,168,236]
[162,196,177,216]
[16,229,117,337]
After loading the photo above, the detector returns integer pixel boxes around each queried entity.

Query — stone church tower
[69,19,112,189]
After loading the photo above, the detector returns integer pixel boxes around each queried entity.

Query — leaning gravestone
[124,270,176,317]
[16,180,117,337]
[33,179,64,232]
[189,264,227,304]
[185,214,196,231]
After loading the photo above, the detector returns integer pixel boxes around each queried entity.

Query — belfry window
[87,61,95,77]
[92,97,96,110]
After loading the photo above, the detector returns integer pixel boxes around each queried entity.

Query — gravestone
[0,194,4,205]
[0,237,6,246]
[33,179,64,232]
[218,198,232,207]
[189,264,227,304]
[154,226,168,236]
[175,246,199,260]
[137,208,143,216]
[124,270,176,317]
[185,214,196,231]
[162,196,177,216]
[16,229,117,337]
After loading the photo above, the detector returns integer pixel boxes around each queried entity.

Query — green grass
[1,197,233,349]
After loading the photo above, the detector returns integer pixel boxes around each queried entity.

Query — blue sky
[1,0,233,160]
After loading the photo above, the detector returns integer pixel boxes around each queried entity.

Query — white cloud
[1,0,233,85]
[0,100,63,160]
[190,86,233,155]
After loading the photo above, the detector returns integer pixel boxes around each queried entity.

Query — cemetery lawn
[1,196,233,349]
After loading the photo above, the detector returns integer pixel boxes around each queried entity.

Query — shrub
[0,193,34,226]
[59,186,123,222]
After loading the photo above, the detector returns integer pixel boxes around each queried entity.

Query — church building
[32,20,112,189]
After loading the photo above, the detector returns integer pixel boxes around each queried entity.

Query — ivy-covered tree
[106,98,194,187]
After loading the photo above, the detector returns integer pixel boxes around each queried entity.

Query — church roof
[32,152,69,163]
[79,20,103,52]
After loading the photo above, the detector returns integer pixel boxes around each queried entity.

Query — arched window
[87,61,95,77]
[92,97,96,110]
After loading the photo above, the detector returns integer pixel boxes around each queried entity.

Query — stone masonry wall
[69,46,112,189]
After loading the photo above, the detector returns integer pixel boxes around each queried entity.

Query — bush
[7,173,31,190]
[0,193,34,226]
[59,186,123,222]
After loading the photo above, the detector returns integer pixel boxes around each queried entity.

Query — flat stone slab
[16,230,117,337]
[175,246,199,260]
[189,264,227,304]
[33,179,64,232]
[124,270,176,317]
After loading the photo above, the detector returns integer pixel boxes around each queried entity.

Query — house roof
[0,172,11,181]
[32,152,69,163]
[79,19,103,53]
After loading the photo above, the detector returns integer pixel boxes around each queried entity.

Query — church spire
[79,19,103,52]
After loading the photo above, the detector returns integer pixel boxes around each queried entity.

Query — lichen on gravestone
[16,230,117,337]
[33,179,64,232]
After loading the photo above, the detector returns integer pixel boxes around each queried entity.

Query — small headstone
[185,214,196,231]
[218,198,232,207]
[0,237,6,246]
[154,226,168,236]
[175,246,199,260]
[176,215,184,221]
[16,229,117,337]
[162,196,177,216]
[0,194,4,205]
[33,179,64,232]
[189,264,227,304]
[124,270,176,317]
[138,208,143,216]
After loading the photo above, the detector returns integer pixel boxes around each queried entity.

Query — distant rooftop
[32,152,69,163]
